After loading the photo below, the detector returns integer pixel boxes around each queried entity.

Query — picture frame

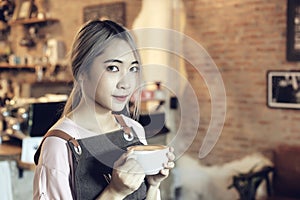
[17,0,32,20]
[267,70,300,109]
[83,2,126,26]
[287,0,300,61]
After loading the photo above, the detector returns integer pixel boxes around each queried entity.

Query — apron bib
[34,115,147,200]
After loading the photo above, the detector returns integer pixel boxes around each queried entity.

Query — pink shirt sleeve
[33,137,74,200]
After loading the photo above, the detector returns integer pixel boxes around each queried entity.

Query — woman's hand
[146,147,175,187]
[107,151,146,198]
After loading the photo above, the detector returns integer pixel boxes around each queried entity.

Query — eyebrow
[104,59,139,65]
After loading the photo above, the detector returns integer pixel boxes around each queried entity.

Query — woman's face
[82,38,140,113]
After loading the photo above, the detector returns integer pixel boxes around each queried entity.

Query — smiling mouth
[112,95,128,102]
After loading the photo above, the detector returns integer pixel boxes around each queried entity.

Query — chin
[111,106,126,113]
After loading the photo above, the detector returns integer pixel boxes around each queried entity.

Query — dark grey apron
[34,115,147,200]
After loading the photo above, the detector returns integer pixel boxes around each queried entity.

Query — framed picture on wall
[267,70,300,109]
[287,0,300,61]
[83,2,126,26]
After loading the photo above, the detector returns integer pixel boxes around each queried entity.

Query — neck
[67,97,121,133]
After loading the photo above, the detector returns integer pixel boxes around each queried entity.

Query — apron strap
[35,115,131,165]
[114,114,132,135]
[34,129,79,165]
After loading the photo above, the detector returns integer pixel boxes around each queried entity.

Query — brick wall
[182,0,300,165]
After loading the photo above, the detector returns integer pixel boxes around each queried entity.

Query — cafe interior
[0,0,300,199]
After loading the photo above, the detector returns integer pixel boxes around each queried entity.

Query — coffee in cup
[127,145,169,175]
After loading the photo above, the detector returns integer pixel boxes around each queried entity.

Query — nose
[117,75,131,90]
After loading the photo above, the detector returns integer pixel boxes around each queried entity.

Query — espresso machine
[0,95,66,143]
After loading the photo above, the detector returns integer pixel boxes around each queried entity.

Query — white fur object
[176,154,273,200]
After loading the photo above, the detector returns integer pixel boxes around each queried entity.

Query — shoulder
[49,117,80,138]
[39,131,70,172]
[122,115,142,128]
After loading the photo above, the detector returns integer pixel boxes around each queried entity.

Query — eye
[106,65,119,72]
[129,66,140,73]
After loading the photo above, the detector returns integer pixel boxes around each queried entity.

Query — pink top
[33,115,150,200]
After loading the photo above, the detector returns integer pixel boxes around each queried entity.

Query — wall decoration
[267,70,300,109]
[287,0,300,61]
[83,2,126,26]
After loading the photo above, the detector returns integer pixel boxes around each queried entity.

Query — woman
[33,20,175,200]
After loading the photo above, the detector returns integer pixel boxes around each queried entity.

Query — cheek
[95,76,116,95]
[130,74,139,88]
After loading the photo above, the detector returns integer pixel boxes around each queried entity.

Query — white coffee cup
[127,145,169,175]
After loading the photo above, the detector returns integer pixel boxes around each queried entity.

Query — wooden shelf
[0,63,34,68]
[0,143,22,159]
[0,63,35,70]
[8,18,59,26]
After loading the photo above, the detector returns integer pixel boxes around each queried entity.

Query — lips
[113,95,128,102]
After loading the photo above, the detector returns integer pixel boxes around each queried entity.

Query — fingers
[160,168,170,176]
[144,146,176,187]
[164,161,175,169]
[124,158,144,174]
[164,147,175,170]
[114,152,145,175]
[111,153,145,194]
[113,150,134,168]
[119,159,145,184]
[169,146,174,152]
[156,147,175,176]
[167,151,175,161]
[167,147,175,160]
